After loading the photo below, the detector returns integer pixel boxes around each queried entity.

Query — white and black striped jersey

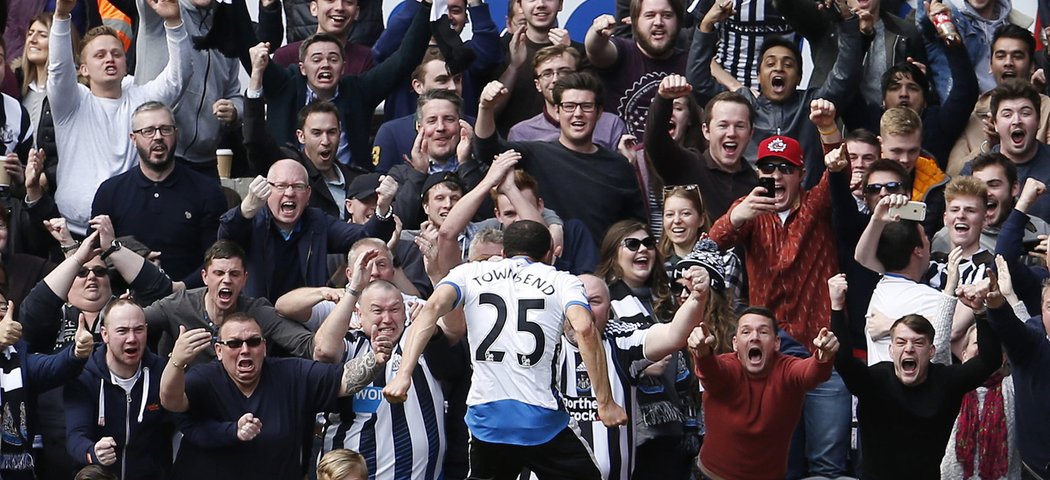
[555,322,653,480]
[696,0,796,89]
[0,93,31,157]
[440,256,589,446]
[321,331,447,480]
[925,249,993,291]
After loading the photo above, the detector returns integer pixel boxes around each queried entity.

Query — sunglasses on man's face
[863,182,905,195]
[216,336,264,349]
[757,162,798,175]
[76,266,109,278]
[622,237,656,252]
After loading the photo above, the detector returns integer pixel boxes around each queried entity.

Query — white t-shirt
[865,274,957,366]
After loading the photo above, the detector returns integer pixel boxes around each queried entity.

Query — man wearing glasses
[92,102,228,289]
[47,0,192,237]
[507,44,627,151]
[474,73,646,243]
[219,159,397,302]
[160,311,391,479]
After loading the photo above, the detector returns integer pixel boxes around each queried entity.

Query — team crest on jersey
[576,362,591,393]
[389,353,402,373]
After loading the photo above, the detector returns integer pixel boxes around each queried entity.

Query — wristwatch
[100,240,123,260]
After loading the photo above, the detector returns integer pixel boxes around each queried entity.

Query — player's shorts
[466,426,601,480]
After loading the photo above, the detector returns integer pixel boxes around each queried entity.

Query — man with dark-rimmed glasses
[92,101,227,289]
[218,159,396,302]
[474,73,646,243]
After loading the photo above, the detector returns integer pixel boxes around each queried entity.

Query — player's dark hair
[876,220,923,272]
[503,220,551,260]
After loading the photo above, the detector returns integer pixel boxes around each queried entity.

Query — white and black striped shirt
[926,249,993,291]
[698,0,796,89]
[554,322,652,480]
[322,332,447,480]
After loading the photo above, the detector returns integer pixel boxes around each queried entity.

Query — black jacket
[242,96,367,219]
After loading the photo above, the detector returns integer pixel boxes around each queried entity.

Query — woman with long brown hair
[660,184,744,315]
[15,12,76,196]
[595,219,697,480]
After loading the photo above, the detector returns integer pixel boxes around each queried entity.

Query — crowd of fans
[0,0,1047,477]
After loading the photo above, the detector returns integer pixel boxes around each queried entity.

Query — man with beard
[48,0,192,236]
[961,80,1050,223]
[585,0,687,137]
[114,0,245,175]
[92,102,227,288]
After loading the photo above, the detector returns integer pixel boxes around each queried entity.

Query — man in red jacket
[688,307,838,480]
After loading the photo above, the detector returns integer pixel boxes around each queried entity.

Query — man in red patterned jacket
[708,99,851,478]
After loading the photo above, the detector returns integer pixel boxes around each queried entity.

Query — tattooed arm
[338,351,383,396]
[338,330,394,397]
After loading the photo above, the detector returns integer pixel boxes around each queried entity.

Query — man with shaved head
[65,299,173,477]
[218,159,398,302]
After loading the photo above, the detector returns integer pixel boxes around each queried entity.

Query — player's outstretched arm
[567,304,628,428]
[383,284,458,403]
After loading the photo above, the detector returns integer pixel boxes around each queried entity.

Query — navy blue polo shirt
[92,163,227,283]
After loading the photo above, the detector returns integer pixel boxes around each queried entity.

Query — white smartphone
[888,201,927,222]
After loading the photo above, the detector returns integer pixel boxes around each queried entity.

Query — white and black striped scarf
[608,281,698,438]
[0,345,31,471]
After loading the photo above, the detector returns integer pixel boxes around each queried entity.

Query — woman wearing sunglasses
[595,220,700,480]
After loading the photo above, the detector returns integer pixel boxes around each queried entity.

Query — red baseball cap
[757,135,804,167]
